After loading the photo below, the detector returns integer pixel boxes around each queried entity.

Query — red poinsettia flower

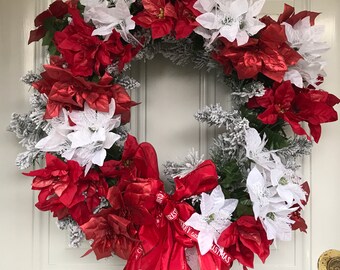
[32,64,137,122]
[24,154,108,225]
[294,88,340,143]
[68,170,109,225]
[218,216,272,269]
[81,137,164,261]
[54,8,140,77]
[174,0,200,39]
[81,210,138,260]
[24,153,83,207]
[248,81,308,137]
[101,134,160,183]
[248,81,340,142]
[133,0,177,39]
[28,0,69,44]
[213,23,301,82]
[276,4,319,26]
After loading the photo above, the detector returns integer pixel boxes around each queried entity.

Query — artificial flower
[100,134,160,183]
[283,17,329,87]
[213,23,301,82]
[248,81,307,137]
[35,108,71,152]
[246,166,299,241]
[32,64,137,121]
[246,166,281,220]
[81,187,138,260]
[244,128,272,169]
[133,0,177,39]
[275,176,306,207]
[24,153,108,225]
[174,0,201,39]
[64,100,121,173]
[218,216,271,268]
[184,185,238,255]
[248,81,340,142]
[81,0,136,42]
[294,88,340,143]
[68,169,109,225]
[24,153,82,212]
[28,0,69,44]
[260,203,297,241]
[35,99,121,173]
[193,0,266,46]
[54,8,139,76]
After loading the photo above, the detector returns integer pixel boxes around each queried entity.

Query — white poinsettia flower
[63,99,121,173]
[35,108,72,152]
[275,176,306,207]
[284,59,326,88]
[194,0,265,46]
[246,166,282,219]
[36,99,121,174]
[283,17,329,87]
[244,128,275,169]
[81,0,136,42]
[184,185,238,255]
[260,203,298,241]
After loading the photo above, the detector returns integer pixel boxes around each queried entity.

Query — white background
[0,0,339,269]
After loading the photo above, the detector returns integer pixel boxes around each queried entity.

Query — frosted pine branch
[21,71,41,85]
[57,217,84,248]
[163,149,204,180]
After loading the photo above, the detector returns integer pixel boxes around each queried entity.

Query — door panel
[1,0,339,270]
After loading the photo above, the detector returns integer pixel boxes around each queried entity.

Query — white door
[1,0,339,270]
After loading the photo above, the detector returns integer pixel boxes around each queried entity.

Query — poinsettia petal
[197,230,214,255]
[196,13,219,30]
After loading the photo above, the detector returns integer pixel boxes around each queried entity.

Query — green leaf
[43,17,56,32]
[264,127,289,150]
[48,43,58,56]
[106,178,118,187]
[219,160,243,190]
[42,30,55,46]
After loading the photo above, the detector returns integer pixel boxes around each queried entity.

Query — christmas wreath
[9,0,340,269]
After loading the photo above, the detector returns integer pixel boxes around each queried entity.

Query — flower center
[279,177,288,185]
[158,8,165,19]
[205,213,215,224]
[222,16,235,26]
[266,212,276,221]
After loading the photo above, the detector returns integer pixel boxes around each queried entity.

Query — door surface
[1,0,339,270]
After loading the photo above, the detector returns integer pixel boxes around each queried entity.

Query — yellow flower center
[158,8,165,19]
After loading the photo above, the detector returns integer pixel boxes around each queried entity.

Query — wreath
[9,0,340,269]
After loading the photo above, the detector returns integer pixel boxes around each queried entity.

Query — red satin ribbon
[124,159,233,270]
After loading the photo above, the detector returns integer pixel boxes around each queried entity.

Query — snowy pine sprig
[163,149,204,180]
[224,77,265,106]
[8,91,48,169]
[20,71,42,85]
[57,217,84,248]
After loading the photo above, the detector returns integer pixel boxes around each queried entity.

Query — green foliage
[241,106,289,150]
[41,15,69,56]
[218,160,243,193]
[106,177,118,187]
